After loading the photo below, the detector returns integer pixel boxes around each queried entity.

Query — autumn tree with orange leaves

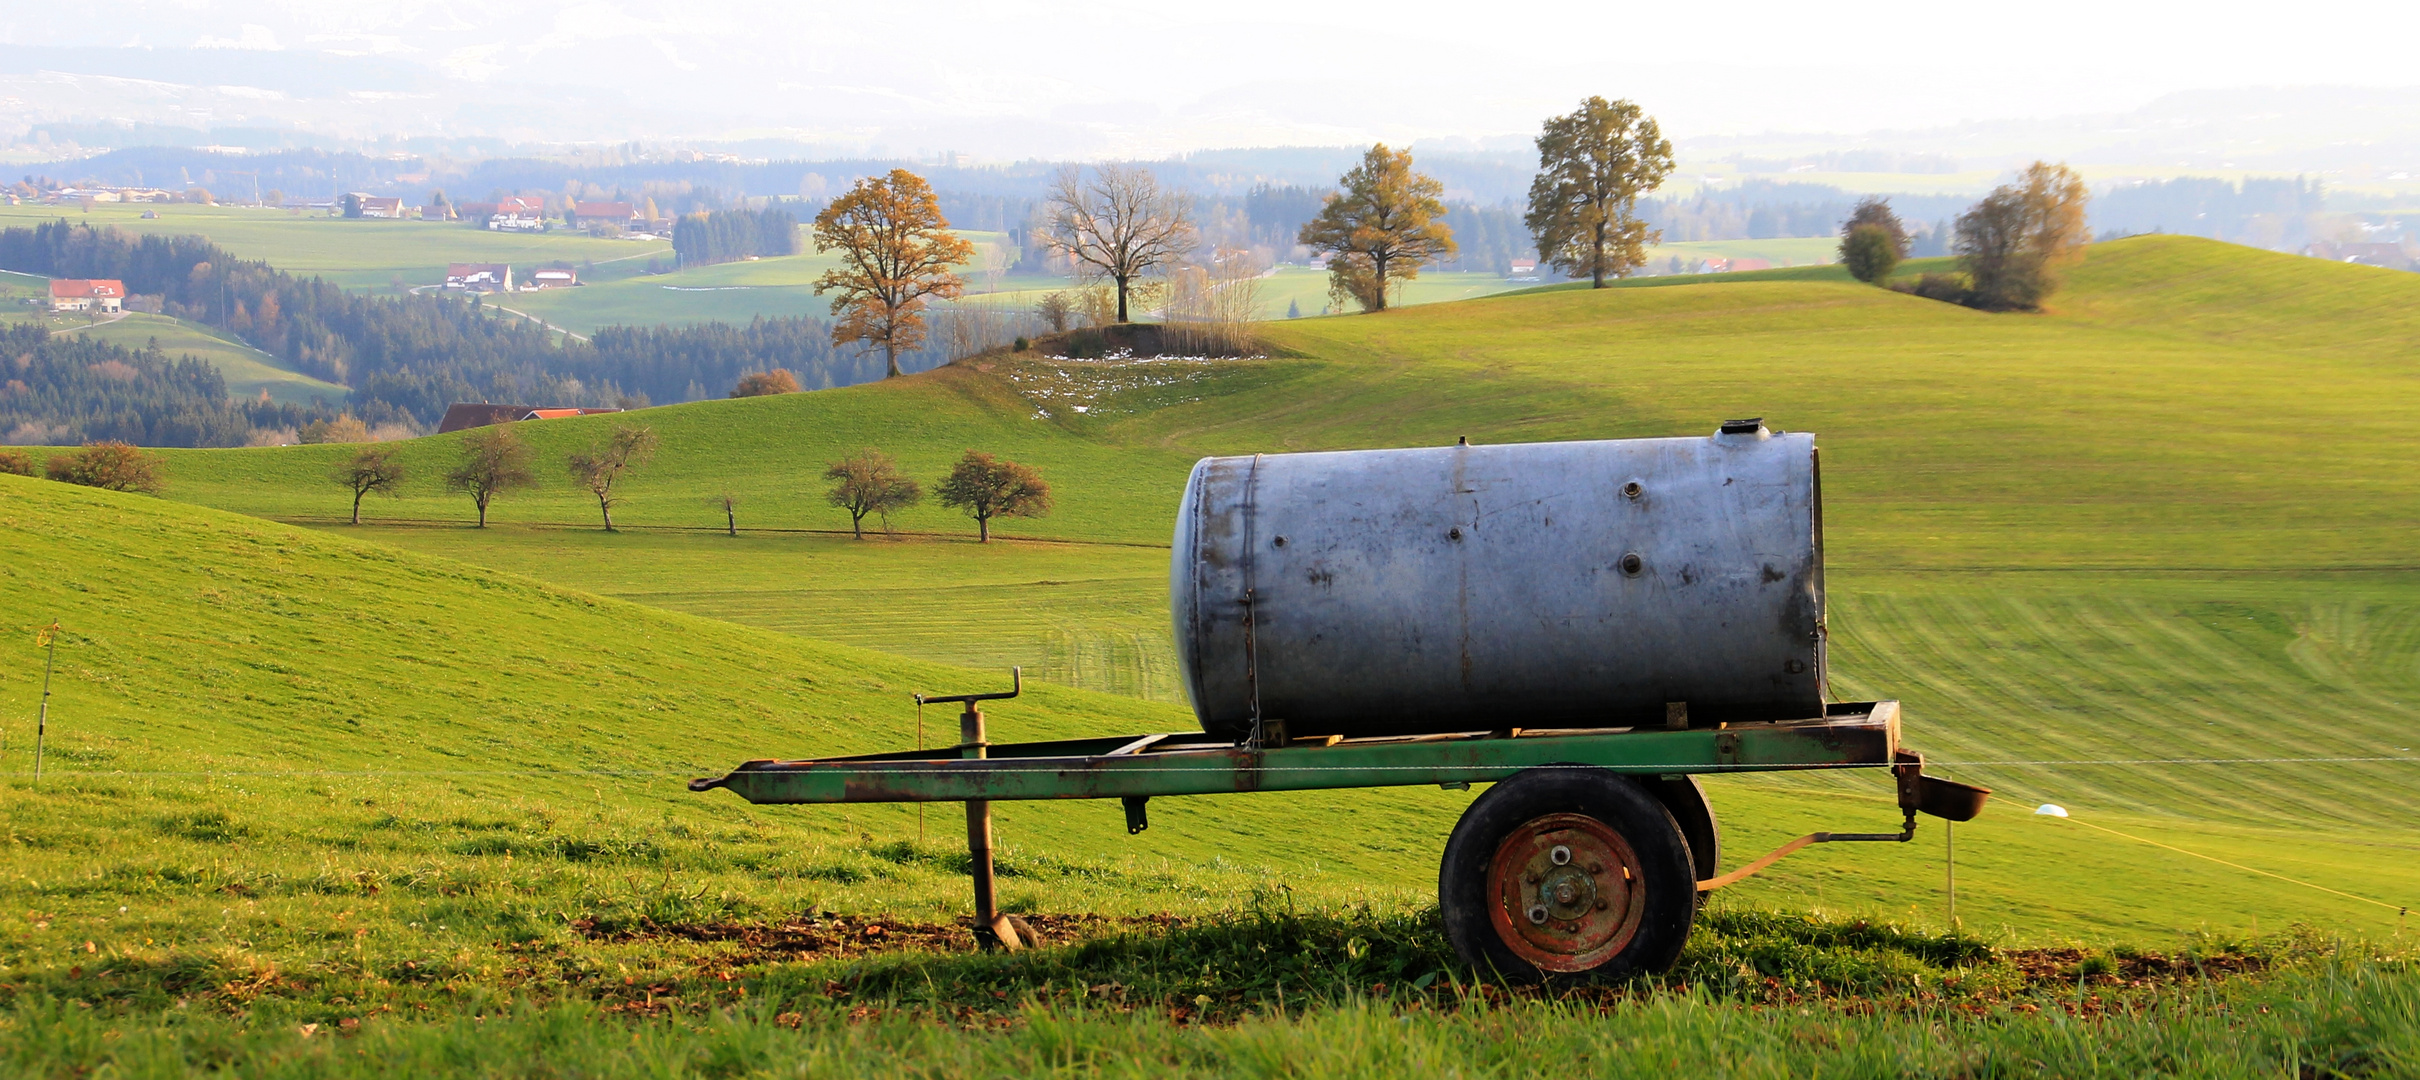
[1298,145,1456,313]
[812,170,974,378]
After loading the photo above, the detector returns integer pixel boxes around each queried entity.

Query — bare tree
[710,492,739,536]
[331,445,407,525]
[1035,291,1074,333]
[936,450,1050,543]
[1161,247,1267,355]
[824,448,922,539]
[980,243,1013,294]
[444,425,535,528]
[566,424,659,531]
[935,298,1043,360]
[1045,164,1195,324]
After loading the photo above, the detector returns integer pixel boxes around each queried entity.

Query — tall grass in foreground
[5,956,2411,1079]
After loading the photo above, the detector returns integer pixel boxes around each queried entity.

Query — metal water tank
[1170,422,1825,739]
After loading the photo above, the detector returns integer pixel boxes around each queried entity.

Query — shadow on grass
[726,901,2264,1022]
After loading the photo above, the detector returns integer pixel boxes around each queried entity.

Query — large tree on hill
[824,448,922,540]
[1955,162,2091,311]
[566,423,658,532]
[1297,145,1457,313]
[444,425,535,528]
[936,451,1050,543]
[1045,164,1195,324]
[332,445,407,525]
[1524,97,1675,288]
[812,170,974,378]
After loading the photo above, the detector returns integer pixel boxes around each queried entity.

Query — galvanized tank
[1170,422,1825,739]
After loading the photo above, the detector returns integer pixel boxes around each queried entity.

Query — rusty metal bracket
[1696,747,1992,892]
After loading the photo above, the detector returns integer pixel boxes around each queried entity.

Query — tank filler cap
[1716,417,1770,441]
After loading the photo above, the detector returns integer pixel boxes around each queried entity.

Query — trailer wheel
[1439,766,1697,981]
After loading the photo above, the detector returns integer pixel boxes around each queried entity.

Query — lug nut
[1594,898,1609,911]
[1549,845,1571,866]
[1527,905,1548,925]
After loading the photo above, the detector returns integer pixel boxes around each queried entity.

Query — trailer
[692,424,1991,981]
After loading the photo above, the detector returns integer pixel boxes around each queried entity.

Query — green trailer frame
[691,681,1983,973]
[690,703,1902,805]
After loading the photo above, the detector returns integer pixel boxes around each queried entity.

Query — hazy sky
[9,0,2419,154]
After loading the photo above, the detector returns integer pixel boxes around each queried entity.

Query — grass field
[9,234,2419,1074]
[504,248,856,333]
[0,203,671,294]
[1645,236,1844,268]
[19,233,2415,931]
[3,471,2416,1075]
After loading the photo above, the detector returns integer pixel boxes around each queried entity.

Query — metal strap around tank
[1239,453,1265,748]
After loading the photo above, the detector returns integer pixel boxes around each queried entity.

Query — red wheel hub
[1483,812,1646,972]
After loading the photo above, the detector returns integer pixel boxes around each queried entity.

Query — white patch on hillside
[1000,351,1262,420]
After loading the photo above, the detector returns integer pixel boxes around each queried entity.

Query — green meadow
[0,203,671,293]
[5,234,2418,1074]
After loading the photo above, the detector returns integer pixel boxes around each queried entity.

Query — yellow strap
[1696,832,1827,892]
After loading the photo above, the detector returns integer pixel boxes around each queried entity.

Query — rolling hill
[9,309,350,404]
[13,233,2417,947]
[10,233,2420,1072]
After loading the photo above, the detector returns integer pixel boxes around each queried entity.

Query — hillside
[6,309,349,404]
[4,467,2414,963]
[140,237,2417,567]
[34,232,2412,945]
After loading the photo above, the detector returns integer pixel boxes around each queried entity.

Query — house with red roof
[488,196,547,232]
[445,263,512,291]
[49,279,126,313]
[435,403,625,433]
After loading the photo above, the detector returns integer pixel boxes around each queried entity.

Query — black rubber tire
[1438,766,1698,982]
[1646,774,1722,886]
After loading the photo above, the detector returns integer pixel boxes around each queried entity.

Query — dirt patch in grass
[572,911,1192,963]
[2000,946,2267,985]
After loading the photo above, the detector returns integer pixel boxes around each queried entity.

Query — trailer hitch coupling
[1696,750,1991,892]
